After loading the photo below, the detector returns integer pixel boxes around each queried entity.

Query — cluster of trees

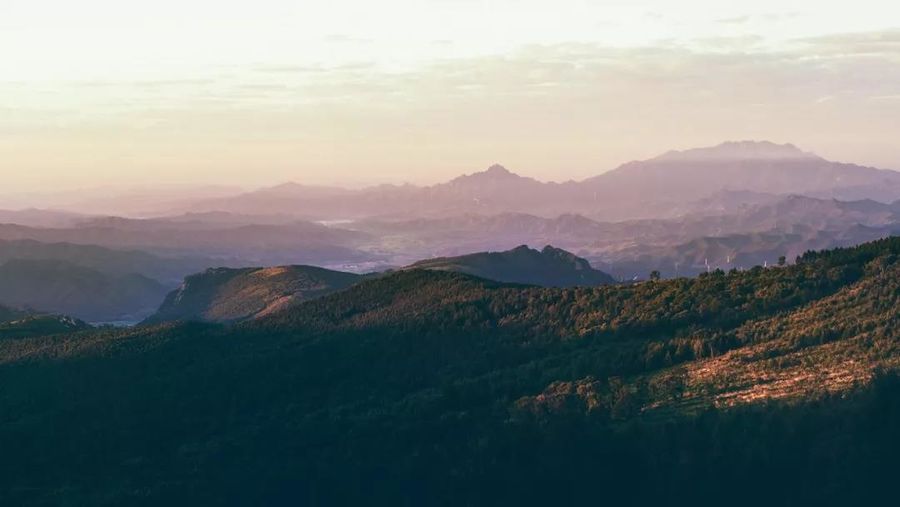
[0,237,898,504]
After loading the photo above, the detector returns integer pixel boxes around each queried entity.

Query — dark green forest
[1,237,899,505]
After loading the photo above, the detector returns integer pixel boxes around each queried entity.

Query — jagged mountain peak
[449,164,528,184]
[484,164,512,175]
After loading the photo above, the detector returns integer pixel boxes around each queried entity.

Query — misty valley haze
[3,142,900,307]
[3,137,900,506]
[3,1,900,503]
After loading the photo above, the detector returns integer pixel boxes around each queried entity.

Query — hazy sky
[2,0,899,192]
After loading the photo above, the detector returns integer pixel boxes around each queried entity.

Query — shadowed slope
[405,245,615,286]
[0,259,168,322]
[1,237,899,505]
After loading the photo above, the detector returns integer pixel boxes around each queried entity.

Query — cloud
[44,30,900,114]
[717,15,752,24]
[10,28,900,116]
[688,35,766,51]
[253,62,377,74]
[716,12,802,25]
[796,28,900,56]
[5,27,900,188]
[323,34,374,44]
[70,78,220,89]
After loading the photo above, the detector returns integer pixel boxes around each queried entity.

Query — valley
[2,141,900,505]
[0,236,898,504]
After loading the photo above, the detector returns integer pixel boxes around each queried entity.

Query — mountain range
[144,245,613,324]
[179,141,900,221]
[0,218,375,268]
[0,236,898,504]
[0,239,219,285]
[350,192,900,277]
[2,140,900,323]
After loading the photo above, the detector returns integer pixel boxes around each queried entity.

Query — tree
[778,256,787,267]
[649,270,661,281]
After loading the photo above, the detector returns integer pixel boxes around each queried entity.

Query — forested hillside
[0,304,92,339]
[144,265,363,324]
[0,237,898,505]
[404,244,615,286]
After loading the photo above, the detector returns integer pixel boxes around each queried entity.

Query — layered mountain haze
[592,225,900,279]
[415,164,578,216]
[581,195,900,278]
[580,142,900,220]
[157,142,900,222]
[351,212,608,263]
[0,218,375,268]
[186,164,572,219]
[49,185,245,217]
[0,259,169,322]
[0,209,92,228]
[8,0,900,500]
[0,239,217,285]
[348,192,900,280]
[2,141,899,326]
[2,139,900,502]
[657,141,819,161]
[189,183,360,217]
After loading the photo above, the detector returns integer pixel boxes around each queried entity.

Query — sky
[1,0,899,192]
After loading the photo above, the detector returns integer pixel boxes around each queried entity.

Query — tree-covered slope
[143,265,364,324]
[404,244,615,286]
[0,237,898,505]
[0,314,91,340]
[0,304,92,340]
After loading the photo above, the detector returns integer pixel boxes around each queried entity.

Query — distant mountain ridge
[350,192,900,275]
[406,245,616,286]
[179,141,900,221]
[0,303,91,339]
[0,208,92,228]
[0,259,168,322]
[655,140,819,161]
[0,219,374,268]
[586,141,900,213]
[1,140,898,325]
[0,239,217,285]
